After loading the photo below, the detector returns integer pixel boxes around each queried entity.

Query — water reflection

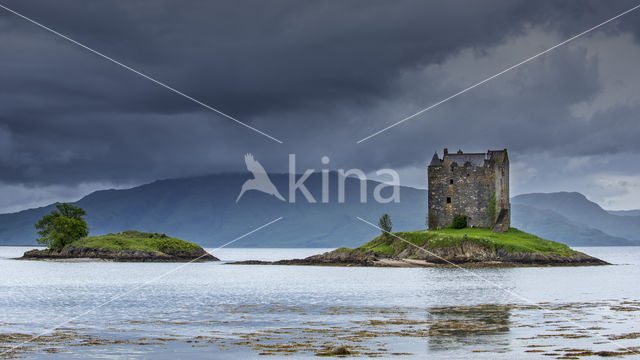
[427,304,511,351]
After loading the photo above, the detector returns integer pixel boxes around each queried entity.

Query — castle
[428,148,510,232]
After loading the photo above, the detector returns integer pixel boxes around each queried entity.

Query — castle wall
[428,163,494,229]
[428,150,510,231]
[493,154,510,232]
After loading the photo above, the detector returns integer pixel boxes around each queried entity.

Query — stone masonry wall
[428,163,494,229]
[428,150,510,231]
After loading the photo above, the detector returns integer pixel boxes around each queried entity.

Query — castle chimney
[457,149,463,154]
[443,148,448,155]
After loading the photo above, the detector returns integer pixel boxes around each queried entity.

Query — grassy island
[346,228,577,258]
[234,227,607,267]
[21,230,218,262]
[73,230,204,254]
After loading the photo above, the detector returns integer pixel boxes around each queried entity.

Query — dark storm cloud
[1,0,640,189]
[0,0,548,117]
[351,43,640,170]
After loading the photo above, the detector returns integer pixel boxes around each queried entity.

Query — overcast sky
[1,0,640,213]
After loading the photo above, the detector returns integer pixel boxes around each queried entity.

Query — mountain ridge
[1,174,638,247]
[512,192,640,242]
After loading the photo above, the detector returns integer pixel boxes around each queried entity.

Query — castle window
[449,179,453,185]
[446,197,451,204]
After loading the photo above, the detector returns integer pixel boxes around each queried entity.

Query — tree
[35,203,89,250]
[379,213,392,238]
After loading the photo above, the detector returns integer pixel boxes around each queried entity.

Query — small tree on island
[379,213,392,239]
[35,203,89,250]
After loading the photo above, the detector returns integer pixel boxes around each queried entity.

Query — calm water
[1,246,639,359]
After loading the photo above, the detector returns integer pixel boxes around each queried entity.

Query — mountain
[512,192,640,243]
[608,209,640,216]
[511,204,636,246]
[1,176,638,247]
[0,173,427,248]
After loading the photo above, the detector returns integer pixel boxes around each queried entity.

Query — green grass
[69,230,201,255]
[358,236,398,256]
[357,228,575,257]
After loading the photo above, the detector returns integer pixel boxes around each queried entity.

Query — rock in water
[315,345,351,356]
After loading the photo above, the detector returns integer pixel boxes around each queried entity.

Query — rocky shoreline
[230,241,609,268]
[19,246,219,262]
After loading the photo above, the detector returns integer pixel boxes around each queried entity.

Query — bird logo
[236,154,286,203]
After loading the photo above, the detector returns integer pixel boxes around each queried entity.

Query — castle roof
[444,153,486,167]
[437,149,508,167]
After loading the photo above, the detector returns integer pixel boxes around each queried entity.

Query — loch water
[1,246,639,359]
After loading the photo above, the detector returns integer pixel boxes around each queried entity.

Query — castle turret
[429,152,441,167]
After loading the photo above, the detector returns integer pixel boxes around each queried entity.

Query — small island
[233,148,608,268]
[232,149,594,268]
[21,230,218,262]
[19,203,217,262]
[233,227,608,267]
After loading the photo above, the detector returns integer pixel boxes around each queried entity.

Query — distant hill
[608,209,640,217]
[512,192,640,243]
[511,204,636,246]
[0,173,427,248]
[1,176,638,247]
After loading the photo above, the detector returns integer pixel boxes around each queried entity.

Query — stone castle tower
[428,148,510,232]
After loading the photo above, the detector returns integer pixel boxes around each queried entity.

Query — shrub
[451,214,468,229]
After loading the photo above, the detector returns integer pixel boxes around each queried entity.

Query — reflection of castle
[428,149,510,232]
[427,304,511,351]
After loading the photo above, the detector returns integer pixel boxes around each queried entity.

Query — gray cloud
[1,0,640,210]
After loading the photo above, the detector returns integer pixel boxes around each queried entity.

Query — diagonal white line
[0,3,283,144]
[355,216,640,357]
[356,3,640,144]
[0,216,283,357]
